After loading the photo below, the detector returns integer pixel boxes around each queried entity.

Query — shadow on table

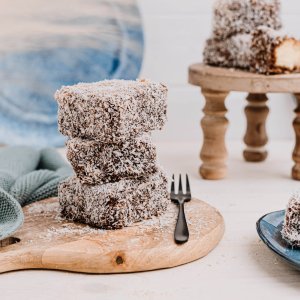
[227,157,294,181]
[249,238,300,289]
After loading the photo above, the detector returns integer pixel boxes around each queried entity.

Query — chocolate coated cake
[282,192,300,247]
[59,169,169,229]
[213,0,281,40]
[55,79,167,143]
[66,133,157,185]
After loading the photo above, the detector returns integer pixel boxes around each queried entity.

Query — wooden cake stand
[189,63,300,180]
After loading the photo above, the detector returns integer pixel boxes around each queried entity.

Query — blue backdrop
[0,0,144,146]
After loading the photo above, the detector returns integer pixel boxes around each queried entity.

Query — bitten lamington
[250,26,300,74]
[203,27,300,74]
[59,169,169,229]
[282,192,300,247]
[55,79,167,143]
[66,133,157,185]
[213,0,282,40]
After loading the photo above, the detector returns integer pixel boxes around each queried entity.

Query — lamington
[203,34,252,69]
[55,79,167,143]
[203,26,300,74]
[59,169,169,229]
[250,26,300,74]
[213,0,282,40]
[282,192,300,247]
[66,133,157,185]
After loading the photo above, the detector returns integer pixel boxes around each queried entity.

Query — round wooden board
[189,63,300,93]
[0,198,224,274]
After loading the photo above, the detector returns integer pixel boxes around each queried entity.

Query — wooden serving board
[0,198,224,274]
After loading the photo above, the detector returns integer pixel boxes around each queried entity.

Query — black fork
[171,174,191,244]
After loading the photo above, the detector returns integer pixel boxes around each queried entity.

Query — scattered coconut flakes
[25,199,218,243]
[27,201,60,214]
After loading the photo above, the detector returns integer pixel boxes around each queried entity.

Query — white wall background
[137,0,300,143]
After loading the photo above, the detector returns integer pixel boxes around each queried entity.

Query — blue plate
[257,210,300,270]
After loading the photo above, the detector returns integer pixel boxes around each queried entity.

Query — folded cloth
[0,146,72,240]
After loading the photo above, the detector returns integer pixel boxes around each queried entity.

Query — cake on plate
[282,192,300,247]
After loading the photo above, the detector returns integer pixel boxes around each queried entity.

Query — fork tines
[170,174,191,201]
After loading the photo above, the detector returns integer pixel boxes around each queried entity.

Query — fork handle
[174,202,189,244]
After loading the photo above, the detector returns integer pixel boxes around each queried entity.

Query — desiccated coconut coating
[66,133,157,185]
[282,192,300,247]
[203,26,300,74]
[250,26,300,74]
[203,34,252,69]
[59,169,169,229]
[55,79,168,143]
[213,0,282,40]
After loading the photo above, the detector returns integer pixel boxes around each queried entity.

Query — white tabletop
[1,140,300,300]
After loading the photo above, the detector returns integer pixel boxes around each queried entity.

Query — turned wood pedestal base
[189,63,300,180]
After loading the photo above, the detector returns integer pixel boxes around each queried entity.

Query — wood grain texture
[292,94,300,180]
[189,64,300,93]
[0,197,224,274]
[200,89,229,180]
[243,93,269,162]
[189,63,300,179]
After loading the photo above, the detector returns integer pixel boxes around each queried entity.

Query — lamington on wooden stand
[203,27,300,74]
[55,79,169,230]
[250,26,300,74]
[203,0,300,74]
[212,0,282,40]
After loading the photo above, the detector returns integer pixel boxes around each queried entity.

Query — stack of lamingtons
[55,79,169,229]
[203,0,300,74]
